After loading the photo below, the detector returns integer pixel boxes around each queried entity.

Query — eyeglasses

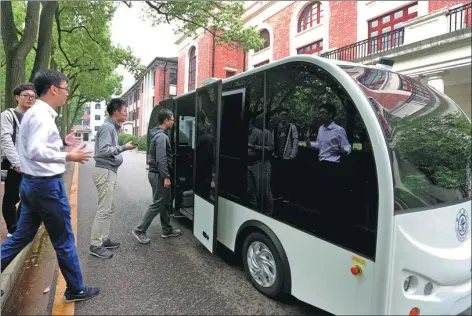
[20,94,36,100]
[54,85,68,92]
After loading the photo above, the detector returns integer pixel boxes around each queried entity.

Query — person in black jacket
[132,109,181,244]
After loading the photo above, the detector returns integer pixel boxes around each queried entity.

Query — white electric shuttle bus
[147,56,471,315]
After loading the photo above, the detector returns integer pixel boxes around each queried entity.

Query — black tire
[242,231,285,299]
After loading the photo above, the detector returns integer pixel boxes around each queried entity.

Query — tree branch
[144,1,216,36]
[61,25,106,51]
[17,2,41,55]
[55,5,79,69]
[30,1,58,81]
[121,1,132,8]
[0,1,19,50]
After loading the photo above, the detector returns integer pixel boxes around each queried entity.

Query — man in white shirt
[1,70,99,303]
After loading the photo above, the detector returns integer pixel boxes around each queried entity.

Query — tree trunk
[29,1,58,82]
[1,1,40,108]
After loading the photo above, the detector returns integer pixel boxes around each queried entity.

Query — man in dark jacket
[132,109,181,244]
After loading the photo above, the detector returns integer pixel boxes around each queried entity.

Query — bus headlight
[424,282,433,296]
[404,276,418,293]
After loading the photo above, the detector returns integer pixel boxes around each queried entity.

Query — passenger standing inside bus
[1,70,99,303]
[1,83,36,236]
[307,103,351,212]
[89,98,136,259]
[247,113,274,214]
[196,115,215,200]
[132,109,181,244]
[272,107,298,202]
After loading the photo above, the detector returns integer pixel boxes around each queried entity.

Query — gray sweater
[1,109,24,168]
[94,118,126,173]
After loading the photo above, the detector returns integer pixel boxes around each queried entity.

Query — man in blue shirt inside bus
[307,103,351,162]
[306,103,351,214]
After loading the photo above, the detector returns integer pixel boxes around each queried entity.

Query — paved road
[75,145,323,315]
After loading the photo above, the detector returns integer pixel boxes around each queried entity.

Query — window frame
[256,29,270,52]
[298,1,323,33]
[253,60,270,68]
[188,47,197,91]
[169,68,178,85]
[368,2,418,53]
[296,39,324,55]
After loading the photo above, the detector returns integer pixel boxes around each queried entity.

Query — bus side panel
[388,200,472,315]
[217,197,376,315]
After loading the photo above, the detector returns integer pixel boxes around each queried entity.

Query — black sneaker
[89,245,113,259]
[132,228,151,244]
[64,286,100,303]
[103,239,120,249]
[161,228,181,238]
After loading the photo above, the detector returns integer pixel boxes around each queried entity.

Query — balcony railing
[447,3,471,32]
[321,3,471,63]
[320,28,404,62]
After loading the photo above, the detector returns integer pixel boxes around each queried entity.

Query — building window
[253,60,269,68]
[134,89,139,103]
[297,39,323,55]
[226,70,236,78]
[298,2,323,33]
[153,70,156,88]
[95,103,101,110]
[169,68,177,85]
[188,47,197,91]
[368,2,418,53]
[94,126,99,131]
[95,115,101,121]
[256,29,270,52]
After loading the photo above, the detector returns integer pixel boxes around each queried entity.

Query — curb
[0,239,34,308]
[0,161,75,311]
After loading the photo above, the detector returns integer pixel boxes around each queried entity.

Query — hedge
[118,133,147,151]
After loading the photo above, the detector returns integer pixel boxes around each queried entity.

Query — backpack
[1,108,21,171]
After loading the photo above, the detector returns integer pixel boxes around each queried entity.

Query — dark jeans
[136,172,173,235]
[2,169,22,234]
[1,176,84,292]
[247,161,273,214]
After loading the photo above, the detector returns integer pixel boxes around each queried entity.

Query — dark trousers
[2,169,22,234]
[136,172,172,234]
[1,176,84,292]
[247,161,274,214]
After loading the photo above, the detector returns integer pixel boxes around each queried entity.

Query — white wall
[446,82,472,118]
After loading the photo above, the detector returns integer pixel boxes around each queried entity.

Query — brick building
[175,1,471,116]
[121,57,178,136]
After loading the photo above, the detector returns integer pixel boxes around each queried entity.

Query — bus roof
[173,55,394,101]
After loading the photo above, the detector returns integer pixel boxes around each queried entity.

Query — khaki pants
[90,167,117,247]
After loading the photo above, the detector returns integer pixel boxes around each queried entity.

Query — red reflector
[351,265,361,275]
[409,307,420,316]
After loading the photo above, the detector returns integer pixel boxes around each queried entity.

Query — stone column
[427,73,445,93]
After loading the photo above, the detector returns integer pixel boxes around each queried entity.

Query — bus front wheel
[242,232,285,299]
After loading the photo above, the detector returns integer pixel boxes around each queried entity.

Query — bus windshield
[340,65,471,212]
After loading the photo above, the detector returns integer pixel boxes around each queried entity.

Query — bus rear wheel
[242,232,284,299]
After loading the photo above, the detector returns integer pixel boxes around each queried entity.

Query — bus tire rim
[247,241,277,288]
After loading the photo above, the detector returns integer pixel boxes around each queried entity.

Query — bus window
[263,62,379,259]
[195,87,217,203]
[341,65,472,212]
[174,95,196,211]
[245,74,271,214]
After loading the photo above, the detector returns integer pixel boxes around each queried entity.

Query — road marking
[52,162,78,316]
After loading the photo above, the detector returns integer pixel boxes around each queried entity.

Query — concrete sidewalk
[0,161,75,311]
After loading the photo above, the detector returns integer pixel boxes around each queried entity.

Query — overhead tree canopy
[122,1,264,52]
[1,1,144,136]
